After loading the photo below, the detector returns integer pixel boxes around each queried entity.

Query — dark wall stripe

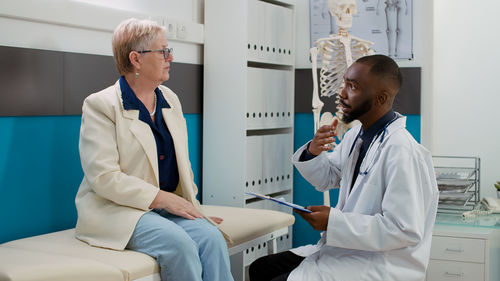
[294,67,421,115]
[163,63,203,114]
[0,46,64,116]
[1,45,420,116]
[0,45,202,116]
[63,52,119,115]
[394,67,421,114]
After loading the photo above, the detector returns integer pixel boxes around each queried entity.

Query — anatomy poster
[310,0,413,60]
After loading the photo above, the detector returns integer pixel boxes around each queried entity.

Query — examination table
[0,205,294,281]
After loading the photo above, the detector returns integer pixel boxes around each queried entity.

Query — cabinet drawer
[426,260,484,281]
[430,236,485,263]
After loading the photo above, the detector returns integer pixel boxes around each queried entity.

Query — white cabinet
[427,260,484,281]
[246,67,293,129]
[203,1,295,280]
[203,0,295,208]
[426,224,500,281]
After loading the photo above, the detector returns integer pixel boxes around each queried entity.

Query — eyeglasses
[136,47,173,59]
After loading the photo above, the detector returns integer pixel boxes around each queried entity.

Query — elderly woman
[74,18,234,281]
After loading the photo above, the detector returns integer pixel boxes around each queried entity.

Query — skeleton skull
[329,0,357,31]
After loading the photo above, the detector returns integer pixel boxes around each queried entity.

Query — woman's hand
[149,191,203,220]
[209,216,223,224]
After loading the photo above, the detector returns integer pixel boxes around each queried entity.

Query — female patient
[74,18,233,281]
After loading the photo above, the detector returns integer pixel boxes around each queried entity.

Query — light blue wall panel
[0,113,419,247]
[405,114,421,142]
[0,114,203,244]
[185,114,202,198]
[292,113,331,246]
[0,116,82,243]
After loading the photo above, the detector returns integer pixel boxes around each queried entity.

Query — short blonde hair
[112,18,165,75]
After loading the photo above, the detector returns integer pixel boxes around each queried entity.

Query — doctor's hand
[149,190,204,220]
[295,205,331,231]
[308,119,338,156]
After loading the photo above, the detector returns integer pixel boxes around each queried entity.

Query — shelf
[439,192,474,206]
[203,2,296,280]
[438,180,474,193]
[435,167,476,180]
[433,156,480,214]
[247,60,294,69]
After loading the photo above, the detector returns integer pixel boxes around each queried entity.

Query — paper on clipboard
[245,192,312,213]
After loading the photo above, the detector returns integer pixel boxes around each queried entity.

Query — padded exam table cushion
[0,247,123,281]
[0,205,294,280]
[201,205,295,246]
[1,229,159,281]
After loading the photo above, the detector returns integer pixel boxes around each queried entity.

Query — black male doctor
[249,55,438,281]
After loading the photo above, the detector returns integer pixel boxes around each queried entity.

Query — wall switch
[177,24,187,40]
[165,20,177,39]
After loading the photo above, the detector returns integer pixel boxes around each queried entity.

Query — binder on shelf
[245,136,263,194]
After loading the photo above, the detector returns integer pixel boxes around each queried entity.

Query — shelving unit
[433,156,480,213]
[203,0,295,280]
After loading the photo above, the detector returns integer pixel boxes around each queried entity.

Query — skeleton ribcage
[318,38,372,99]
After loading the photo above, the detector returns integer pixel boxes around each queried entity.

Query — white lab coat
[290,114,438,281]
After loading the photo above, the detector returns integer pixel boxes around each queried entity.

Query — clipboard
[245,192,312,213]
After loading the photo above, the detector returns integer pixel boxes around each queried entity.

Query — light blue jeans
[126,209,234,281]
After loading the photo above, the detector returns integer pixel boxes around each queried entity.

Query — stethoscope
[348,115,400,176]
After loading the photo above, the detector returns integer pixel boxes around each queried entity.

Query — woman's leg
[158,210,234,281]
[126,211,203,281]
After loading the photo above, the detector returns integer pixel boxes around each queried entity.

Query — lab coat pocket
[344,181,384,214]
[318,248,383,281]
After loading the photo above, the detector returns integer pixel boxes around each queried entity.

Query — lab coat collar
[379,112,406,143]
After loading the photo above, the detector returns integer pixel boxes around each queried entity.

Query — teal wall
[0,116,81,243]
[0,113,419,248]
[0,114,202,244]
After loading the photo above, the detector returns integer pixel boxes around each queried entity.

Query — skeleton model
[311,0,374,142]
[377,0,408,57]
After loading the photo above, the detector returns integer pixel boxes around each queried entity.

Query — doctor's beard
[341,97,373,124]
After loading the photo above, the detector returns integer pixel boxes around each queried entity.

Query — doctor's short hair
[356,55,403,91]
[112,18,166,75]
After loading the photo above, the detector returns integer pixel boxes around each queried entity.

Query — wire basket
[432,156,480,214]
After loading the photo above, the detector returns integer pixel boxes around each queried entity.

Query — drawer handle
[445,247,464,253]
[445,271,463,278]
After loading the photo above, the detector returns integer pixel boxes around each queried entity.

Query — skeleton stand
[310,32,373,206]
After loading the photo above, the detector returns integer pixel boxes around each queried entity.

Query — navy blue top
[120,76,179,192]
[349,110,396,191]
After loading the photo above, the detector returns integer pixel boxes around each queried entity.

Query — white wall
[431,0,500,198]
[0,0,204,64]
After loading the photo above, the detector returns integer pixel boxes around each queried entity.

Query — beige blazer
[75,80,208,250]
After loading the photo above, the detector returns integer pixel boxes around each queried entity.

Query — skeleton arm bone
[311,45,332,207]
[311,46,323,133]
